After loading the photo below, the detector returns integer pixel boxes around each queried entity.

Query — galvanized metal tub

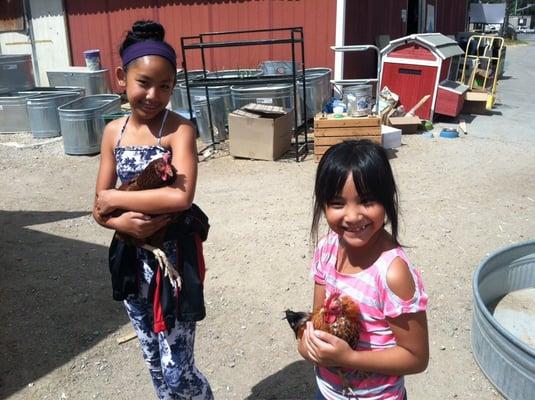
[47,67,111,95]
[472,241,535,400]
[343,84,373,117]
[259,60,303,76]
[0,92,39,133]
[19,86,86,97]
[231,83,296,111]
[27,91,82,138]
[231,83,299,126]
[0,54,35,91]
[192,96,227,145]
[298,68,331,120]
[58,94,121,155]
[179,81,232,123]
[171,70,207,110]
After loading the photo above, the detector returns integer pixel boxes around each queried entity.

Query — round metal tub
[193,96,226,145]
[298,68,331,120]
[0,92,39,133]
[58,94,121,155]
[231,83,296,111]
[27,91,82,138]
[207,69,260,80]
[179,81,232,125]
[472,241,535,400]
[18,86,86,97]
[171,70,206,110]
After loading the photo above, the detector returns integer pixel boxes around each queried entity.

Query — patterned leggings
[125,297,213,400]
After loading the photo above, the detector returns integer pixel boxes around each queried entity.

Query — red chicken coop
[379,33,467,121]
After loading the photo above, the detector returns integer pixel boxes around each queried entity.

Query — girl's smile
[325,172,386,249]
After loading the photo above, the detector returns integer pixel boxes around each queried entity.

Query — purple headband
[121,40,176,69]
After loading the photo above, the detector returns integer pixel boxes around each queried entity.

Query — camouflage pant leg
[124,297,213,400]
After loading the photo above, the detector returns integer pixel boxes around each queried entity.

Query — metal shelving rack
[180,27,308,161]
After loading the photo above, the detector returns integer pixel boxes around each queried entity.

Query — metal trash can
[171,70,206,110]
[0,92,39,133]
[58,94,121,155]
[27,91,82,138]
[192,96,226,145]
[298,68,331,121]
[47,67,111,95]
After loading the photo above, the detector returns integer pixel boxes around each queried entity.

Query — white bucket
[343,84,372,117]
[83,49,101,71]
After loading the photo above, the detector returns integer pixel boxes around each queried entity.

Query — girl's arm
[95,118,198,215]
[92,119,171,238]
[303,258,429,376]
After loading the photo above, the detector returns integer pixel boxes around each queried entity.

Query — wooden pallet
[313,113,381,161]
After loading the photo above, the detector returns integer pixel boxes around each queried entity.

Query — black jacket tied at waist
[108,204,210,331]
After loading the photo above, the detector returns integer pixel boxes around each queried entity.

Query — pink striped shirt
[311,231,428,400]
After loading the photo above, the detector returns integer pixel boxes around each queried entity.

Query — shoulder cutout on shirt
[386,256,416,301]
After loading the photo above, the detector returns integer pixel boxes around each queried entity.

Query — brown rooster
[285,291,360,348]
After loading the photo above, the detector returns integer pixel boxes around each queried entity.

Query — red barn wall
[343,0,468,80]
[64,0,336,93]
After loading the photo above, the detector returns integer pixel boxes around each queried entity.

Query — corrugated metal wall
[64,0,336,93]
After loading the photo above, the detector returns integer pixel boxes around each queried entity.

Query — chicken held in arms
[119,152,176,192]
[285,291,360,348]
[110,153,182,287]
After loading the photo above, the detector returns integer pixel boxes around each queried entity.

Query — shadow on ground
[0,211,126,399]
[245,360,316,399]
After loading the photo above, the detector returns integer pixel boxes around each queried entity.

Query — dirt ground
[1,43,535,400]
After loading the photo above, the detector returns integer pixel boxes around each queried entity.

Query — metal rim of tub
[472,240,535,400]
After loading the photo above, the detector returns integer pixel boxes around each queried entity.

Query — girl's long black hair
[311,139,400,245]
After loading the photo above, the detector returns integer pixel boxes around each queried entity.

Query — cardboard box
[388,115,421,134]
[381,125,402,149]
[229,103,293,161]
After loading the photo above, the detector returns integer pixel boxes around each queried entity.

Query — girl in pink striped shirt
[298,140,429,400]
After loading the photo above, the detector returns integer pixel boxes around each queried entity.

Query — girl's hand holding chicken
[111,211,171,240]
[94,188,119,216]
[302,321,353,368]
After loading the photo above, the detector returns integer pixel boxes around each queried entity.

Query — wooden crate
[313,114,381,161]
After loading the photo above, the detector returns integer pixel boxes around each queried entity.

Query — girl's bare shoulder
[101,116,127,148]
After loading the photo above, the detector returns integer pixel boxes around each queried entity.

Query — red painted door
[380,62,437,120]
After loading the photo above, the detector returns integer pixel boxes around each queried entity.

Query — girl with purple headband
[92,20,213,399]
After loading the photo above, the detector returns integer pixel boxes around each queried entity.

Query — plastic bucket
[472,241,535,400]
[343,84,373,117]
[83,49,101,71]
